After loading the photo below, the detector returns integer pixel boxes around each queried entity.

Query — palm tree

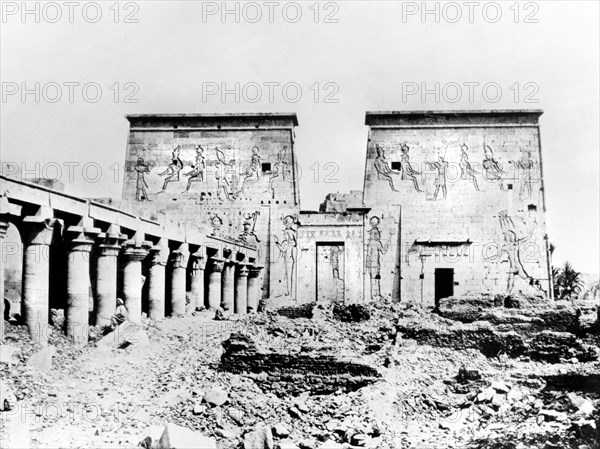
[553,261,584,300]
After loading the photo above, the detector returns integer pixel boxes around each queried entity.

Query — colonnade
[0,211,263,346]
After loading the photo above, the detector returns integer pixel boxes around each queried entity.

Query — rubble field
[1,295,599,449]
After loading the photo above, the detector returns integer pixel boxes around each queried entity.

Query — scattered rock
[26,345,57,371]
[272,422,291,438]
[96,321,148,349]
[158,423,217,449]
[244,424,274,449]
[490,380,511,394]
[203,387,228,407]
[0,345,20,366]
[1,379,17,411]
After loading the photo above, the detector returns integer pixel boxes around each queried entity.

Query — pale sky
[1,1,598,274]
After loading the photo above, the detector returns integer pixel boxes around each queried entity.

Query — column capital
[22,217,57,246]
[208,257,225,273]
[248,265,264,278]
[149,242,169,266]
[237,263,250,277]
[97,224,127,252]
[66,219,100,252]
[170,242,189,269]
[191,254,206,273]
[123,239,151,262]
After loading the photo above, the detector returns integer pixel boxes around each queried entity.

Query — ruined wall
[363,111,551,305]
[121,114,300,300]
[295,212,367,304]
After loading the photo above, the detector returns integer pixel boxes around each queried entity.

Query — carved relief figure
[134,157,152,201]
[459,144,479,191]
[210,214,223,237]
[239,146,261,192]
[399,144,423,192]
[498,211,539,294]
[482,144,505,190]
[330,245,342,280]
[266,147,289,193]
[425,153,449,200]
[366,216,388,300]
[158,145,184,193]
[516,150,534,199]
[373,144,398,192]
[214,148,237,200]
[273,215,298,299]
[182,145,205,194]
[239,212,261,246]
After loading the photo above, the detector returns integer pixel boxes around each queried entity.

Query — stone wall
[363,111,551,306]
[296,211,368,304]
[219,333,381,395]
[120,114,300,300]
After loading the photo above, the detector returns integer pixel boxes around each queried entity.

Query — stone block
[158,423,217,449]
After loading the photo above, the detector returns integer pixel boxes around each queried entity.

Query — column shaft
[235,264,249,315]
[221,260,235,311]
[95,245,120,327]
[207,258,224,310]
[122,244,149,324]
[247,266,263,314]
[21,219,54,344]
[169,244,188,317]
[189,254,205,312]
[65,237,94,345]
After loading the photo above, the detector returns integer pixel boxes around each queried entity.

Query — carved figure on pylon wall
[399,144,423,192]
[214,148,237,200]
[134,157,152,202]
[497,210,543,295]
[425,151,449,200]
[182,145,206,194]
[273,214,298,300]
[373,144,399,192]
[158,145,183,193]
[266,146,289,194]
[459,143,479,191]
[482,143,505,190]
[366,216,388,301]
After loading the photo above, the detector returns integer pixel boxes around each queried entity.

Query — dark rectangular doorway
[434,268,454,306]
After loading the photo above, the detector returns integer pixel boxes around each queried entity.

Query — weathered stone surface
[397,317,598,363]
[0,345,19,366]
[158,423,217,449]
[243,425,274,449]
[26,345,56,371]
[0,410,31,449]
[220,333,381,396]
[272,422,290,438]
[96,321,148,348]
[0,380,17,411]
[332,303,371,322]
[203,387,228,407]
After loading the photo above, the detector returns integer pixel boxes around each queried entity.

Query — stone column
[206,257,224,310]
[234,263,249,315]
[0,219,9,342]
[94,225,125,327]
[189,250,205,312]
[147,240,168,320]
[169,243,189,317]
[221,257,236,312]
[65,221,99,346]
[247,265,263,314]
[21,212,55,345]
[122,236,151,324]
